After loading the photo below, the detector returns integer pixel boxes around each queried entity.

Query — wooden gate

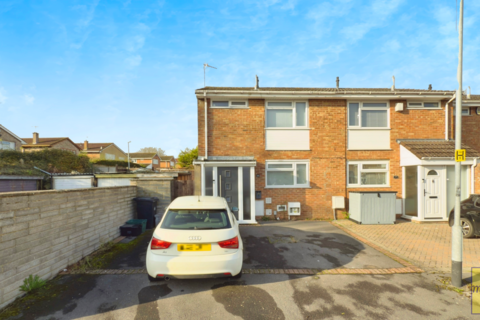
[173,180,194,199]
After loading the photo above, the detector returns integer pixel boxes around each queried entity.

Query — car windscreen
[160,209,232,230]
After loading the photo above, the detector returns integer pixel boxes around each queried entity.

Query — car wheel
[232,271,242,279]
[460,218,475,238]
[148,275,163,282]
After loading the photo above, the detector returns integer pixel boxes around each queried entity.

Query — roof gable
[0,124,26,144]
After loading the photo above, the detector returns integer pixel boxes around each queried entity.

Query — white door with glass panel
[424,167,443,218]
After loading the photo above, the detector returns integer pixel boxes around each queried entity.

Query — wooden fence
[173,180,194,199]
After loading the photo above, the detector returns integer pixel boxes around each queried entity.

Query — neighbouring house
[0,124,26,151]
[193,80,480,224]
[76,141,128,161]
[22,132,81,154]
[160,155,175,168]
[129,153,162,171]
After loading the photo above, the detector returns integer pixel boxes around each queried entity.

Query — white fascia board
[0,124,27,144]
[196,93,453,100]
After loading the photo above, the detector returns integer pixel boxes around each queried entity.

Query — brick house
[159,156,175,168]
[76,141,128,160]
[193,82,480,224]
[0,124,26,151]
[22,132,81,154]
[129,153,162,171]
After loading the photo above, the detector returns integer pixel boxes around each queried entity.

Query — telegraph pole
[452,0,464,288]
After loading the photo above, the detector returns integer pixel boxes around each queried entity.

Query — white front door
[424,167,443,218]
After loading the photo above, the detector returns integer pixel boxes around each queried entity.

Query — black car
[448,194,480,238]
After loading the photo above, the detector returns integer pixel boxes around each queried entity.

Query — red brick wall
[461,106,480,153]
[198,97,462,219]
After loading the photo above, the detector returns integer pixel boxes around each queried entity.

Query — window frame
[265,160,310,188]
[347,160,390,188]
[347,101,390,129]
[105,153,115,160]
[0,141,15,150]
[462,107,471,116]
[211,100,249,109]
[153,159,159,165]
[265,101,309,129]
[407,101,441,109]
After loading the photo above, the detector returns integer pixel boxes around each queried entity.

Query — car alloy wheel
[460,218,475,238]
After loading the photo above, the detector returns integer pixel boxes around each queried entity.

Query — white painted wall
[52,176,94,190]
[400,145,422,166]
[348,129,390,150]
[97,178,132,187]
[265,129,309,150]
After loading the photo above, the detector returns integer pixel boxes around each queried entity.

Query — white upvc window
[266,101,308,129]
[153,159,159,164]
[105,153,115,160]
[347,160,389,187]
[462,107,470,116]
[266,160,309,188]
[0,141,15,150]
[407,101,441,109]
[348,102,389,129]
[211,100,249,108]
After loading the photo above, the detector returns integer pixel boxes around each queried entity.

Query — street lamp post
[128,141,131,172]
[452,0,464,288]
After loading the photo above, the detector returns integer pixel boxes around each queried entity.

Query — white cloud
[0,87,6,104]
[125,55,142,68]
[24,94,35,105]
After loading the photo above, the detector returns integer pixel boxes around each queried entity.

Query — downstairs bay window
[348,161,389,187]
[266,161,309,188]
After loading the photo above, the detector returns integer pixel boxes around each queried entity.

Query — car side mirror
[232,207,239,212]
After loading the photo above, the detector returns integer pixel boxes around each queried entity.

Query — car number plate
[177,244,211,251]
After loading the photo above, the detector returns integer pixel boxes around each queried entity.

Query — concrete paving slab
[241,221,404,270]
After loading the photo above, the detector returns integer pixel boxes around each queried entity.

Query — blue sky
[1,0,479,156]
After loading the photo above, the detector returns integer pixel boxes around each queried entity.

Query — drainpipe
[204,91,208,160]
[445,94,456,140]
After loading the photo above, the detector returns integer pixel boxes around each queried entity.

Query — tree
[177,146,198,169]
[136,147,166,156]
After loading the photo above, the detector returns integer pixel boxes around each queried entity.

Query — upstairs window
[462,108,470,116]
[211,101,248,108]
[153,159,159,164]
[348,102,389,128]
[407,102,440,109]
[266,102,308,128]
[105,153,115,160]
[0,141,15,150]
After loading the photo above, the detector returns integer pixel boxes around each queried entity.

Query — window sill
[347,149,393,151]
[347,128,391,130]
[347,185,391,188]
[265,186,311,189]
[265,128,311,130]
[407,108,442,110]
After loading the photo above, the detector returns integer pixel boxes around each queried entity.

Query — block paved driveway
[334,219,480,272]
[0,221,474,320]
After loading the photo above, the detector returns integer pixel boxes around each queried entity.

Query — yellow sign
[455,149,466,162]
[472,268,480,314]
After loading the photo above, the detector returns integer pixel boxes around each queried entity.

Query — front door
[217,167,239,219]
[424,167,443,218]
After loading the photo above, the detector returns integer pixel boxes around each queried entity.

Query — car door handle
[430,196,438,199]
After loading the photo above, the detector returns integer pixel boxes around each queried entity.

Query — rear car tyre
[460,218,475,238]
[148,275,163,282]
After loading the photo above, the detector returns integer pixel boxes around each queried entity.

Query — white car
[146,196,243,281]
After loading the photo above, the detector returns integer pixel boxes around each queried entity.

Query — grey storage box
[348,191,397,225]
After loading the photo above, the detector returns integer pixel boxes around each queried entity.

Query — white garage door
[97,178,132,187]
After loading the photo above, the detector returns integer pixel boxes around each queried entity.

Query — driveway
[334,219,480,273]
[0,221,474,320]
